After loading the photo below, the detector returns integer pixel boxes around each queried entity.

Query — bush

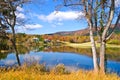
[51,64,69,74]
[32,64,46,72]
[69,39,75,43]
[0,40,9,50]
[21,63,47,74]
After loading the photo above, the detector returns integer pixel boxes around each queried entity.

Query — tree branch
[102,0,115,41]
[106,13,120,40]
[4,16,12,27]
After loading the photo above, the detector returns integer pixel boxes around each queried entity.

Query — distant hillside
[48,24,120,36]
[48,28,89,36]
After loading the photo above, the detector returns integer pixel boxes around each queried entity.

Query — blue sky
[15,0,88,34]
[15,0,120,35]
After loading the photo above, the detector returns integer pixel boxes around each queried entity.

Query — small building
[32,37,39,43]
[44,39,51,43]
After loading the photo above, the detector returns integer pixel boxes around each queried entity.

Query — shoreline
[0,50,9,53]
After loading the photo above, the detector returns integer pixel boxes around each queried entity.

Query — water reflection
[1,51,120,75]
[0,45,120,75]
[1,45,120,61]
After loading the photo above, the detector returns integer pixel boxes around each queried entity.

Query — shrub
[0,40,9,50]
[21,63,47,74]
[51,64,69,74]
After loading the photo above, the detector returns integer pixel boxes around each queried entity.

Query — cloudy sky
[15,0,120,34]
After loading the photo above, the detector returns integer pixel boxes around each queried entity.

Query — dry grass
[0,70,120,80]
[0,64,120,80]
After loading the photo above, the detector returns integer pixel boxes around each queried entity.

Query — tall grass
[0,64,120,80]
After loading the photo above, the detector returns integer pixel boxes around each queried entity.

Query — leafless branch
[106,13,120,40]
[102,0,115,41]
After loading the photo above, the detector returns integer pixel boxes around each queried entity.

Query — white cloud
[56,22,63,26]
[15,24,43,33]
[115,0,120,7]
[24,24,43,30]
[16,6,25,19]
[38,11,84,22]
[16,13,25,19]
[17,6,24,12]
[38,11,84,28]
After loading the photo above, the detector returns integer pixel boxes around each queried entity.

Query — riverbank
[63,42,120,48]
[0,64,120,80]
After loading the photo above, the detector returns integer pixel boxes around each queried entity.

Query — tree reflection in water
[0,45,120,63]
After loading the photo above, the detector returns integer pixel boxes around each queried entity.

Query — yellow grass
[0,70,120,80]
[64,42,120,48]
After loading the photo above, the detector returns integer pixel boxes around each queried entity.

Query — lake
[0,45,120,75]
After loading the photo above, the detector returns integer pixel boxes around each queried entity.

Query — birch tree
[62,0,120,73]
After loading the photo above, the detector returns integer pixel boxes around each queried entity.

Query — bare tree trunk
[88,19,99,72]
[90,27,99,72]
[11,27,21,66]
[100,41,106,74]
[99,0,115,73]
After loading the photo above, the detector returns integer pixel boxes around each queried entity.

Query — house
[44,39,51,43]
[32,37,39,43]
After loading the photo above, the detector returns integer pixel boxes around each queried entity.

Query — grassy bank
[0,69,120,80]
[64,42,120,48]
[0,64,120,80]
